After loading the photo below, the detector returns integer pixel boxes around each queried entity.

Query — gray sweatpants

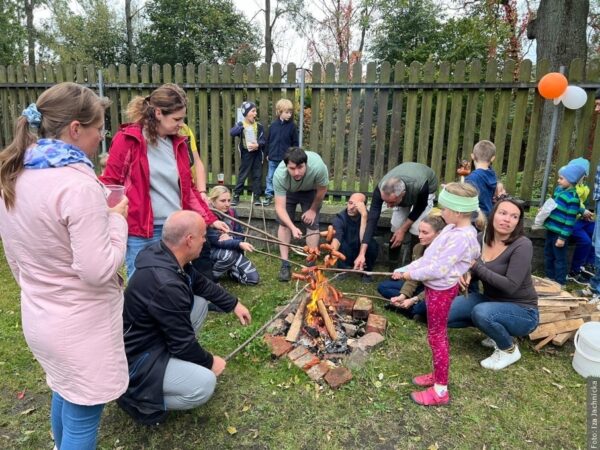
[162,296,217,410]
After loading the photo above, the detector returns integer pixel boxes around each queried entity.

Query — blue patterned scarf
[24,139,94,170]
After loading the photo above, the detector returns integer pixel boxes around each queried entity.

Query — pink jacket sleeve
[62,180,128,286]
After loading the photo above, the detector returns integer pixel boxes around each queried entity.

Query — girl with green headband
[395,182,481,406]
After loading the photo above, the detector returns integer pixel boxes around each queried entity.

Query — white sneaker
[480,346,521,370]
[481,337,497,348]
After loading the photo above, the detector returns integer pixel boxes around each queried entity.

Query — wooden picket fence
[0,59,599,202]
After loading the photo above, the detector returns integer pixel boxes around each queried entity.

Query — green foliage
[0,0,26,65]
[138,0,261,65]
[368,0,512,64]
[40,0,126,65]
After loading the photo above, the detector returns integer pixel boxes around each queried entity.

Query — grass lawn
[0,249,587,450]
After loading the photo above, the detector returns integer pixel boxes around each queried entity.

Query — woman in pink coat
[0,83,129,450]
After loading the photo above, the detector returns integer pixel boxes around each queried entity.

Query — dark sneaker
[261,196,273,206]
[580,265,595,278]
[361,274,374,283]
[278,265,291,282]
[567,272,591,286]
[231,195,240,206]
[253,197,263,206]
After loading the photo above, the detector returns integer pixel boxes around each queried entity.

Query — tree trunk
[125,0,134,64]
[265,0,273,67]
[527,0,589,164]
[25,0,35,66]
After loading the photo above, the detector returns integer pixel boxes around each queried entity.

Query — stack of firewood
[528,276,600,350]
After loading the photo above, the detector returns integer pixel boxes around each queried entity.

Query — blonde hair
[0,82,109,210]
[443,182,486,228]
[275,98,294,116]
[472,140,496,163]
[208,185,230,206]
[126,83,186,144]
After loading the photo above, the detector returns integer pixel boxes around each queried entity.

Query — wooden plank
[309,63,321,152]
[106,65,119,132]
[140,64,150,99]
[444,61,465,182]
[0,66,11,147]
[359,62,377,192]
[15,65,26,119]
[185,63,197,144]
[162,63,172,84]
[461,59,481,159]
[538,299,580,307]
[221,64,233,183]
[538,312,567,324]
[198,63,210,176]
[286,295,309,342]
[333,62,348,193]
[321,63,335,186]
[534,334,556,351]
[346,63,361,191]
[492,59,516,175]
[75,64,84,85]
[417,61,434,165]
[519,59,549,202]
[374,61,390,182]
[588,60,600,186]
[210,64,221,178]
[402,61,420,162]
[231,64,244,183]
[556,58,585,171]
[118,64,129,124]
[430,62,449,178]
[537,306,576,313]
[505,60,532,191]
[26,65,37,105]
[529,318,584,340]
[532,275,562,295]
[552,331,575,346]
[286,63,296,104]
[259,63,270,136]
[7,66,17,129]
[64,63,74,82]
[271,62,282,123]
[478,60,497,141]
[387,62,405,172]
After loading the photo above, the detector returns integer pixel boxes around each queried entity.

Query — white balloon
[561,86,588,110]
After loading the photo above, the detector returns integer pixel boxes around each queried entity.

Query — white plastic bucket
[572,321,600,378]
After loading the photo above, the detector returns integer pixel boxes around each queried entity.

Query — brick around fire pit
[324,367,353,389]
[353,297,373,320]
[366,314,387,335]
[305,361,331,381]
[293,352,321,371]
[287,345,310,361]
[263,334,293,357]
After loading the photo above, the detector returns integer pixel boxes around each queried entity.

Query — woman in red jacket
[101,83,228,277]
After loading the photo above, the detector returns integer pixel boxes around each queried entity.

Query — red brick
[334,298,356,315]
[287,345,309,361]
[353,297,373,320]
[357,332,385,351]
[365,314,387,334]
[324,367,353,389]
[305,361,330,381]
[294,352,321,370]
[263,335,293,358]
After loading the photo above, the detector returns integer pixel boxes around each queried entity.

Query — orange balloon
[537,72,568,99]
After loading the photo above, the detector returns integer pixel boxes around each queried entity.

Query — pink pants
[425,284,459,386]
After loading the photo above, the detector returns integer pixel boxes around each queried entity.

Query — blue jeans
[570,219,595,272]
[51,391,105,450]
[544,230,568,285]
[448,293,539,350]
[126,224,163,279]
[377,279,427,318]
[591,202,600,293]
[265,160,280,197]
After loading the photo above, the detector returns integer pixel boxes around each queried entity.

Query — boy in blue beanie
[230,101,266,206]
[543,164,587,286]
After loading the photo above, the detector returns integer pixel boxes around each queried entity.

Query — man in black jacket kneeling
[118,210,252,425]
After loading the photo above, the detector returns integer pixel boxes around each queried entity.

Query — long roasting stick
[318,267,394,277]
[227,230,306,251]
[211,206,281,242]
[251,248,306,269]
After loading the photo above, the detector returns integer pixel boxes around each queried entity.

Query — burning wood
[286,294,309,342]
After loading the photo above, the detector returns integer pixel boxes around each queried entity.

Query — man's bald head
[162,211,206,250]
[347,192,367,216]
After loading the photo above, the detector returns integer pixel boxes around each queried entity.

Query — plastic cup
[217,173,225,185]
[105,185,125,207]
